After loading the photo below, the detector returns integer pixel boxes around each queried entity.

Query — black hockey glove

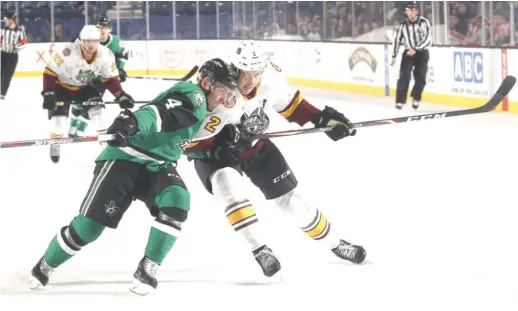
[41,89,57,110]
[312,106,357,141]
[209,124,252,167]
[115,91,134,109]
[106,109,139,147]
[118,68,127,83]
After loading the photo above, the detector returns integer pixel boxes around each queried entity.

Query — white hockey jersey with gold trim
[44,42,119,87]
[192,61,300,141]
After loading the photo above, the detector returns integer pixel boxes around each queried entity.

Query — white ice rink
[1,77,518,310]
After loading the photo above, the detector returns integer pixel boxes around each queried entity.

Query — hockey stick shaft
[0,134,116,149]
[127,65,199,82]
[252,75,516,140]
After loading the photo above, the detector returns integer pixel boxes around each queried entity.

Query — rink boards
[12,40,518,112]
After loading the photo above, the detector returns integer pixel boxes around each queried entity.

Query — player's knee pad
[87,106,109,133]
[50,115,68,136]
[159,207,188,223]
[211,167,244,204]
[70,214,105,244]
[154,185,190,213]
[275,189,315,224]
[153,208,188,238]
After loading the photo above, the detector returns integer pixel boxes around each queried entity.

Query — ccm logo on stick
[407,113,446,121]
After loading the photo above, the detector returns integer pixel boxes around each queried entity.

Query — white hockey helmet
[232,41,267,72]
[80,25,100,41]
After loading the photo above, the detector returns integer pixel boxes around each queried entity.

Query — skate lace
[256,249,276,268]
[335,243,358,260]
[143,257,159,278]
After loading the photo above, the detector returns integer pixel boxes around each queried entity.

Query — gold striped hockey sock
[225,200,262,249]
[301,209,331,241]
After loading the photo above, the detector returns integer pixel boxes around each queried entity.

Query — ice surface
[1,78,518,310]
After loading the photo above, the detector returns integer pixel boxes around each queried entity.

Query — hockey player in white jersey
[42,25,134,163]
[185,41,366,278]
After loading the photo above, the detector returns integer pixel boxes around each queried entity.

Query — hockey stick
[0,134,116,149]
[127,65,199,82]
[251,75,516,140]
[3,76,514,149]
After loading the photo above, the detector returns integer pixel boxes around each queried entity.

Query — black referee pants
[396,49,429,104]
[1,51,18,97]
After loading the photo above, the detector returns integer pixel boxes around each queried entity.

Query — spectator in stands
[450,14,468,36]
[495,23,511,46]
[307,22,321,41]
[54,24,65,42]
[326,16,337,39]
[335,17,349,38]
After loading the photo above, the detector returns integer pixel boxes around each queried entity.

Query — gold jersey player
[186,41,366,277]
[42,25,134,163]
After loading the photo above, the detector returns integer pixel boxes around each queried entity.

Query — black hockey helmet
[96,17,111,28]
[406,1,417,10]
[199,58,238,90]
[3,11,17,21]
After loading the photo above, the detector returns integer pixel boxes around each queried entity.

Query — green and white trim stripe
[152,220,181,237]
[80,160,116,215]
[118,146,166,164]
[56,228,81,256]
[147,105,162,132]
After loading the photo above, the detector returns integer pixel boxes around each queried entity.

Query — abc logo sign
[453,51,483,84]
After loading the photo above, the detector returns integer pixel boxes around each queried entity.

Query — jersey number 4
[165,98,183,109]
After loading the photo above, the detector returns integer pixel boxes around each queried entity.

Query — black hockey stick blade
[352,75,516,129]
[251,75,516,139]
[127,65,199,82]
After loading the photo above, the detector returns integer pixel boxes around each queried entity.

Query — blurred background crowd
[1,1,517,47]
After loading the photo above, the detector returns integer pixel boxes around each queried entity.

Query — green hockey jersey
[96,82,208,172]
[102,34,126,69]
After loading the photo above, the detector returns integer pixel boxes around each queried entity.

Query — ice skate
[331,239,367,264]
[28,257,54,290]
[129,256,159,296]
[395,102,405,110]
[252,245,281,277]
[50,145,60,163]
[412,99,420,110]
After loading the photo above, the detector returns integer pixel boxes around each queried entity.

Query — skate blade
[28,276,45,290]
[129,278,154,296]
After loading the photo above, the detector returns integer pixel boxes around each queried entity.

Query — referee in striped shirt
[391,2,431,110]
[1,12,28,100]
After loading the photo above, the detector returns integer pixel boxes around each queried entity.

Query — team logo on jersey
[240,104,270,134]
[192,91,205,106]
[62,48,71,56]
[348,47,377,73]
[73,69,96,84]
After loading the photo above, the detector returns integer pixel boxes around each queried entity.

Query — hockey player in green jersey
[68,17,129,138]
[29,59,238,296]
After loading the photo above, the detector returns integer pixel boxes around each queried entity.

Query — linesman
[1,11,28,100]
[391,1,432,110]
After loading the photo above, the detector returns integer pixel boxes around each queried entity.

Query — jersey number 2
[204,116,221,133]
